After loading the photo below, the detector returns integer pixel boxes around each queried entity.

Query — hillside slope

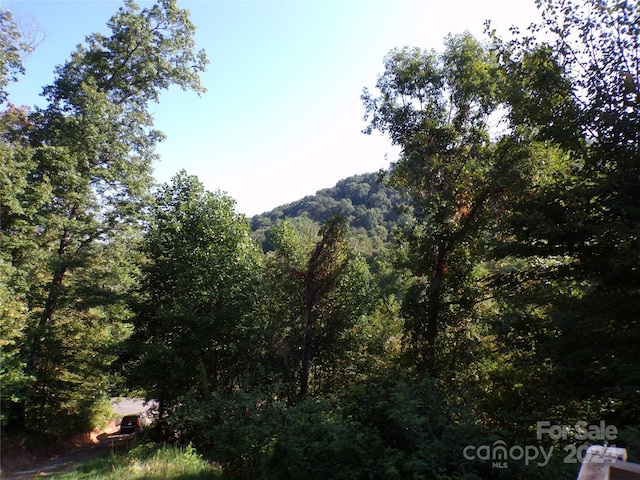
[251,172,409,256]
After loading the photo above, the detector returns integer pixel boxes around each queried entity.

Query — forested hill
[250,172,409,254]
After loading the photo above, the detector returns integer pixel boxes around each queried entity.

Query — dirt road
[1,399,152,479]
[1,434,134,480]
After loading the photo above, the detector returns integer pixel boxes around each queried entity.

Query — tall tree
[299,216,351,399]
[263,217,375,400]
[30,0,207,360]
[362,34,539,374]
[261,219,314,402]
[1,0,207,434]
[0,12,40,420]
[487,0,640,427]
[123,172,264,423]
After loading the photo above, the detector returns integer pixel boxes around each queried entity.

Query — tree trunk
[29,227,72,369]
[423,263,445,374]
[297,216,348,400]
[299,308,315,400]
[420,190,490,374]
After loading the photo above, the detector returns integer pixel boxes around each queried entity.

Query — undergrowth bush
[261,375,484,480]
[167,374,488,479]
[166,386,287,478]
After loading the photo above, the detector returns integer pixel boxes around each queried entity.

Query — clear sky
[3,0,541,217]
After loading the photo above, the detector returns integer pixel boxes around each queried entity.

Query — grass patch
[50,442,222,480]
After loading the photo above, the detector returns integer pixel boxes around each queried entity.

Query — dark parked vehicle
[118,414,141,435]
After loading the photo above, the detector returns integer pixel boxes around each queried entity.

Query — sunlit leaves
[362,34,525,374]
[1,0,208,436]
[486,0,640,431]
[126,172,263,411]
[0,10,37,104]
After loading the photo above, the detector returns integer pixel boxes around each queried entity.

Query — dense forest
[1,0,639,479]
[251,172,408,258]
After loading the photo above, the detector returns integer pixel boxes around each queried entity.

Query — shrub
[260,374,484,480]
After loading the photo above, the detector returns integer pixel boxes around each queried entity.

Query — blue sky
[3,0,541,216]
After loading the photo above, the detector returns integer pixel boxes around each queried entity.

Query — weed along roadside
[1,443,221,480]
[1,435,123,480]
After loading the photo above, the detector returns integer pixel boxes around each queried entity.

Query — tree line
[1,0,638,478]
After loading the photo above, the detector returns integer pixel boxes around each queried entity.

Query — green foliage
[0,0,207,437]
[160,373,486,480]
[259,217,382,394]
[260,216,380,400]
[0,10,36,104]
[124,171,264,418]
[298,216,355,398]
[483,0,640,432]
[252,172,409,258]
[361,33,537,375]
[253,174,408,381]
[261,374,483,480]
[3,1,639,478]
[164,387,286,478]
[0,260,30,415]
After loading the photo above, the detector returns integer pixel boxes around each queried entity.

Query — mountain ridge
[250,171,409,256]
